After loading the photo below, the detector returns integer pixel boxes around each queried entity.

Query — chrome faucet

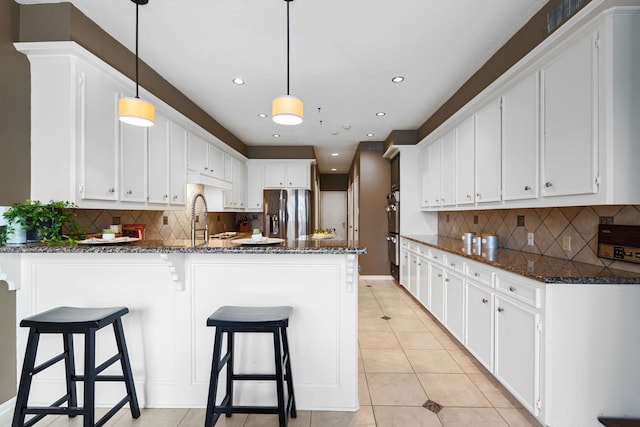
[191,193,209,246]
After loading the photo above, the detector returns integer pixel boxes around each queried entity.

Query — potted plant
[0,200,84,245]
[102,228,116,240]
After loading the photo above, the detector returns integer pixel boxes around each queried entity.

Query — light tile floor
[13,278,542,427]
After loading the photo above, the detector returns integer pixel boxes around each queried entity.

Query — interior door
[320,191,347,237]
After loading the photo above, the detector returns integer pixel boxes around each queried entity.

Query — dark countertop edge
[402,235,640,285]
[0,243,367,255]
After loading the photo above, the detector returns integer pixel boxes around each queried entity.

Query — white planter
[6,219,27,245]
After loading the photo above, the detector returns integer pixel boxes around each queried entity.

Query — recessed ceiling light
[391,76,405,83]
[331,131,339,136]
[331,152,339,157]
[272,133,280,138]
[367,133,375,137]
[257,113,267,118]
[232,78,245,85]
[331,168,337,171]
[376,112,386,117]
[342,124,351,130]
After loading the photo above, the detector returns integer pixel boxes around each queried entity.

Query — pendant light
[272,0,303,125]
[119,0,155,127]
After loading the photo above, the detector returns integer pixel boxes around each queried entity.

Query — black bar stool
[12,306,140,427]
[205,306,296,427]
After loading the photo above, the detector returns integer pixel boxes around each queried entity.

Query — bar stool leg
[62,333,77,417]
[12,329,40,427]
[272,328,286,427]
[112,318,140,417]
[83,330,96,427]
[225,331,234,417]
[280,327,296,418]
[205,328,224,427]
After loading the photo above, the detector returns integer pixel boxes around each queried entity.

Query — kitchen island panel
[189,254,357,410]
[11,252,359,411]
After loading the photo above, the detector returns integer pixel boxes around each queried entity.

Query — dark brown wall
[1,0,30,205]
[18,2,247,156]
[418,0,591,140]
[246,145,315,160]
[320,174,348,191]
[355,142,390,275]
[0,0,22,402]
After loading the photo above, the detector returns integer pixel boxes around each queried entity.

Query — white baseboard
[360,275,394,280]
[0,397,15,426]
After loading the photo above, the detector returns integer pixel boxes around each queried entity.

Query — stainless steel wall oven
[386,191,399,280]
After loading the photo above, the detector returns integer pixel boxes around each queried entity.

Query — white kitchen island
[1,239,365,411]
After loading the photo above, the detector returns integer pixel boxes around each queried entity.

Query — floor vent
[423,399,443,414]
[547,0,587,33]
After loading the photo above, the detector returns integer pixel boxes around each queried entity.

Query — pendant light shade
[272,95,303,125]
[272,0,303,125]
[119,97,155,127]
[119,0,154,127]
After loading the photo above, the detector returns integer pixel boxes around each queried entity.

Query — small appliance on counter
[598,224,640,264]
[123,223,145,239]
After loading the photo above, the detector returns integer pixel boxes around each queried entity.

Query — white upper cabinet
[263,161,310,189]
[440,130,456,207]
[474,98,502,203]
[187,132,225,180]
[420,146,430,208]
[168,123,187,205]
[148,113,171,204]
[120,120,147,203]
[80,68,119,202]
[427,139,442,207]
[541,32,598,197]
[502,72,539,201]
[246,161,264,211]
[456,115,475,205]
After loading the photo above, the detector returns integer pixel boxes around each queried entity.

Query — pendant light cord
[135,2,140,99]
[286,0,290,96]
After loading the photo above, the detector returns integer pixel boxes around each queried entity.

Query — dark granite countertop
[402,235,640,284]
[0,237,366,255]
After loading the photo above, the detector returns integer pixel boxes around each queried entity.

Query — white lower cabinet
[464,279,494,371]
[443,270,464,342]
[494,294,541,416]
[399,237,640,426]
[429,264,445,323]
[408,249,418,296]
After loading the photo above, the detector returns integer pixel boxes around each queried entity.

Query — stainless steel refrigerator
[264,189,310,240]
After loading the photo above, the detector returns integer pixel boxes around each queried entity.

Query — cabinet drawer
[427,248,446,263]
[465,261,494,287]
[444,253,465,275]
[495,275,542,308]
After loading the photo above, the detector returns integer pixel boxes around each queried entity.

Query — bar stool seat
[12,306,140,427]
[205,306,296,427]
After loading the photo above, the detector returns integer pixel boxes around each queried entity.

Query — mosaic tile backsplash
[72,185,263,241]
[438,205,640,274]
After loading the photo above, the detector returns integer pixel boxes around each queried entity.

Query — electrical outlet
[473,215,478,224]
[527,232,535,246]
[562,235,572,251]
[517,215,525,227]
[162,216,168,225]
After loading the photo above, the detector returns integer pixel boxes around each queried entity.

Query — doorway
[320,191,347,238]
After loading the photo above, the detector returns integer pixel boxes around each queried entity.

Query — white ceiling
[19,0,547,173]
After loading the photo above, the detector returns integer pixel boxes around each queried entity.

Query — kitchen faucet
[191,193,208,247]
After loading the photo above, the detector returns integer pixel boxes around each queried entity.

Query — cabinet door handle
[474,272,480,277]
[482,298,488,304]
[545,181,553,188]
[445,278,449,282]
[497,307,504,313]
[476,193,481,199]
[450,262,455,267]
[126,190,133,195]
[509,286,516,292]
[524,185,531,191]
[163,194,168,199]
[433,256,438,259]
[108,188,115,193]
[437,273,442,277]
[173,195,178,200]
[467,194,472,200]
